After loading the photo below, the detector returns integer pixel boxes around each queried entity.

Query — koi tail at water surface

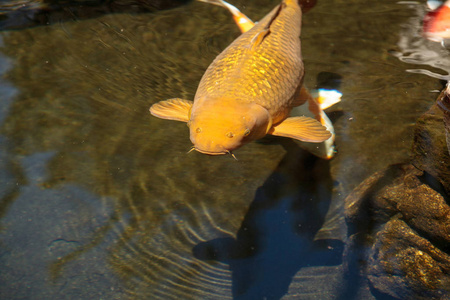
[150,0,342,159]
[423,0,450,45]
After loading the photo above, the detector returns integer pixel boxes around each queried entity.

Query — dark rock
[344,87,450,299]
[369,218,450,300]
[345,164,450,299]
[412,97,450,195]
[436,83,450,156]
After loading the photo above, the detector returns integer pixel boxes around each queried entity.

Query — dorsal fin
[250,29,270,50]
[249,3,284,49]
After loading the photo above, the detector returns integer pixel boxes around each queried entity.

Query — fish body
[423,0,450,43]
[195,2,302,124]
[150,0,331,156]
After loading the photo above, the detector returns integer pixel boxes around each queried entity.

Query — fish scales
[195,1,303,124]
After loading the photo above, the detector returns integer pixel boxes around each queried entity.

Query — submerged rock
[344,88,450,299]
[370,218,450,299]
[437,83,450,156]
[413,88,450,195]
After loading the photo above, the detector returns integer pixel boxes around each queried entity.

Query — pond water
[0,0,448,299]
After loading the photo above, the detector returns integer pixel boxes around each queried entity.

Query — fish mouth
[192,147,228,156]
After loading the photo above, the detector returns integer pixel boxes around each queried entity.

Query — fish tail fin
[197,0,255,33]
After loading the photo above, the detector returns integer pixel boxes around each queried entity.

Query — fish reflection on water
[150,0,340,159]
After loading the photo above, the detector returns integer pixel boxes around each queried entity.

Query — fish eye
[196,127,202,133]
[244,129,251,136]
[226,132,234,138]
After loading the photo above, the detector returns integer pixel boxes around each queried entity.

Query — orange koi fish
[423,0,450,43]
[150,0,335,157]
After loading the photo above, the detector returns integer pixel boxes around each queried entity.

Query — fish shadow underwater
[193,138,344,300]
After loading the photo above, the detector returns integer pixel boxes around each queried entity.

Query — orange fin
[233,14,255,33]
[250,28,270,50]
[268,116,331,142]
[197,0,255,33]
[149,98,192,122]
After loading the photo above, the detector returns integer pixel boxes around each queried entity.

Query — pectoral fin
[149,98,193,122]
[268,116,331,142]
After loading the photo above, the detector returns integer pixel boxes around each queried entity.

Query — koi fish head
[188,101,272,155]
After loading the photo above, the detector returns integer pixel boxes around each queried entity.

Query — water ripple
[110,204,236,299]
